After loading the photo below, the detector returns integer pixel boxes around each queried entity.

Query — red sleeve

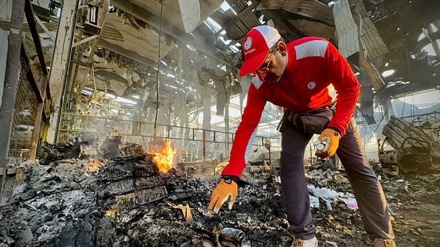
[325,42,361,137]
[221,82,266,178]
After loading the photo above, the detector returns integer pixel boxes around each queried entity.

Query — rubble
[1,151,439,246]
[36,141,81,165]
[381,115,440,174]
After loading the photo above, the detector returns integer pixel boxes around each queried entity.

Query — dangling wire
[153,0,163,144]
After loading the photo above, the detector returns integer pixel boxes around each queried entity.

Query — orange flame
[150,141,176,173]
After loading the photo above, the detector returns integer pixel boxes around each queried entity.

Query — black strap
[222,175,250,188]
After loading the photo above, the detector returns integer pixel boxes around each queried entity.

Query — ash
[1,153,439,247]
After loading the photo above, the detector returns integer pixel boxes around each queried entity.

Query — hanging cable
[153,0,164,144]
[365,90,395,143]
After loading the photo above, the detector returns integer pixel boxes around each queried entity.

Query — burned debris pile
[37,141,81,165]
[381,115,440,174]
[1,151,439,246]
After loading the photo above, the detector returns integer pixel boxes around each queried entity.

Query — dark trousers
[280,118,395,240]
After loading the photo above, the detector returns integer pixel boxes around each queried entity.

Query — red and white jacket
[221,37,361,178]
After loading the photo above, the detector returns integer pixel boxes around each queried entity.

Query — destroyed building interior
[0,0,440,246]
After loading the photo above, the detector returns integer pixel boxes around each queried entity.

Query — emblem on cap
[307,81,316,90]
[244,37,252,50]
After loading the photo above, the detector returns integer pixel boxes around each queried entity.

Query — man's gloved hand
[314,128,341,158]
[208,176,238,213]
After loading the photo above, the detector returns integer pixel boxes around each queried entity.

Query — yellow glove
[314,128,341,158]
[208,177,238,213]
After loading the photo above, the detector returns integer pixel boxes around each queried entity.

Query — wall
[8,56,38,159]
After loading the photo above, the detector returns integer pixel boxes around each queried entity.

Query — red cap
[239,26,281,76]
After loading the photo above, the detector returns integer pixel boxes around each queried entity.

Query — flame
[150,141,176,173]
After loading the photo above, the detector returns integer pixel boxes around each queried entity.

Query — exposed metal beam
[376,80,440,101]
[46,0,79,143]
[24,0,48,75]
[110,0,233,68]
[0,0,25,205]
[30,99,45,161]
[0,20,59,33]
[98,39,156,66]
[97,39,192,85]
[23,0,52,161]
[72,34,99,48]
[260,9,304,41]
[35,15,56,41]
[21,45,43,102]
[222,0,261,35]
[94,70,129,85]
[0,31,6,110]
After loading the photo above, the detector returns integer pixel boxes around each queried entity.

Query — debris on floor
[1,144,440,247]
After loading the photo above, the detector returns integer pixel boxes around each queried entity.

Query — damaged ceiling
[29,0,439,121]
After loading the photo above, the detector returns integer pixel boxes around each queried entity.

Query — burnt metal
[0,0,26,204]
[24,0,48,76]
[21,45,43,102]
[24,0,52,162]
[382,115,440,174]
[109,0,232,68]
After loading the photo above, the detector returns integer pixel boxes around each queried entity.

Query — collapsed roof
[2,0,439,134]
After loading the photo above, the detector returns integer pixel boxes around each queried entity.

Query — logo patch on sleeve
[307,81,316,90]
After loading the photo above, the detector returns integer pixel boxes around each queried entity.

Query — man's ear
[277,41,287,56]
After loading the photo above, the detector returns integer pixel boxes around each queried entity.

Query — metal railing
[58,112,282,164]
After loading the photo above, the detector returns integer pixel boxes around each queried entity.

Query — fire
[150,141,176,173]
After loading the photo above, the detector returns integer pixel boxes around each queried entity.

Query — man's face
[253,44,287,83]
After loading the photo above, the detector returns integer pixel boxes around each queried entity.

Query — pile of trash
[1,148,439,246]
